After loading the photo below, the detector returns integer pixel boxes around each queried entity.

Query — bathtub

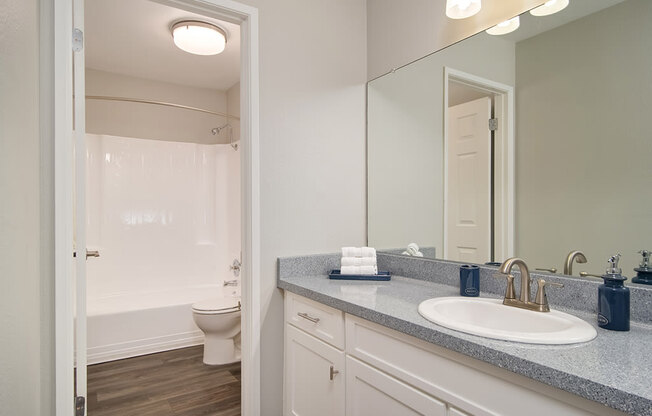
[87,284,235,364]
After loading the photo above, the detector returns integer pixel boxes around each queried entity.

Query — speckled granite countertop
[278,266,652,415]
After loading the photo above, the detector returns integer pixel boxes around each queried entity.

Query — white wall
[368,34,515,255]
[0,0,53,414]
[515,0,652,274]
[366,0,544,80]
[85,134,241,299]
[235,0,368,413]
[86,68,235,144]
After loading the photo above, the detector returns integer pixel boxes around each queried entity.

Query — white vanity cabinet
[284,292,624,416]
[284,293,346,416]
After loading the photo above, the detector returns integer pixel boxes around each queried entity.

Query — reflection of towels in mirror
[340,285,378,309]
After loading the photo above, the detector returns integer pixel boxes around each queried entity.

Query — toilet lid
[192,297,241,313]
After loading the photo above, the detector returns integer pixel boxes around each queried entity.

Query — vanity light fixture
[446,0,482,19]
[530,0,570,17]
[486,16,520,36]
[171,20,227,56]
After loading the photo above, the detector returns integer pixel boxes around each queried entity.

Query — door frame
[52,1,260,415]
[443,67,514,261]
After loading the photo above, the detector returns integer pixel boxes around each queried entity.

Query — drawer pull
[297,312,320,323]
[329,365,339,381]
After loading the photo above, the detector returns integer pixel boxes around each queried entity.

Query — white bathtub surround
[85,134,241,362]
[87,284,225,364]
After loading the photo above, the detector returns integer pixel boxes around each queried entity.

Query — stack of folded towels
[341,247,378,275]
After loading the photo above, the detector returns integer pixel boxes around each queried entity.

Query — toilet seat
[192,297,241,315]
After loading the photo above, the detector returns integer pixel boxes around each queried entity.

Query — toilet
[192,297,242,365]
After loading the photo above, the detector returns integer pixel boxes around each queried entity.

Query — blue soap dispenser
[632,250,652,285]
[597,254,630,331]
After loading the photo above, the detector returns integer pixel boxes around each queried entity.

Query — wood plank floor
[87,346,241,416]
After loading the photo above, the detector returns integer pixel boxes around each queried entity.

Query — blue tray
[328,269,391,281]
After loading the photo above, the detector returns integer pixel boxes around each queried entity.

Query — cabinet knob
[329,365,339,381]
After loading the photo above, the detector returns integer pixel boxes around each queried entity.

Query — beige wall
[366,0,544,80]
[368,34,515,255]
[86,69,234,144]
[515,0,652,274]
[234,0,368,413]
[0,0,54,414]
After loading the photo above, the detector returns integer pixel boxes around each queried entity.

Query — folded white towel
[341,256,377,267]
[342,247,360,257]
[341,265,378,275]
[404,243,424,257]
[342,247,377,258]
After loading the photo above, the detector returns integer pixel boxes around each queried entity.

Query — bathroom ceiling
[85,0,240,91]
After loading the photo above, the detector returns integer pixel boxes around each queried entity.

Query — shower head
[211,123,239,151]
[211,124,231,135]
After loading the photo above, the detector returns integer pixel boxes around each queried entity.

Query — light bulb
[171,21,227,56]
[446,0,482,19]
[486,16,520,36]
[530,0,569,17]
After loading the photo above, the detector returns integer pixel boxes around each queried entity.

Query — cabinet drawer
[346,355,446,416]
[285,292,344,349]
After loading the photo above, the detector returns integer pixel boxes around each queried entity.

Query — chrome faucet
[230,258,241,277]
[495,257,564,312]
[564,250,587,275]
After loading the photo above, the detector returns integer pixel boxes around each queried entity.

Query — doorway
[443,67,514,264]
[52,0,260,415]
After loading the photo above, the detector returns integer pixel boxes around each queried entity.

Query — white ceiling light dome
[446,0,482,19]
[486,16,521,36]
[530,0,570,17]
[171,20,227,56]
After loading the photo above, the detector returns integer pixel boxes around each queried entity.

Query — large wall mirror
[367,0,651,282]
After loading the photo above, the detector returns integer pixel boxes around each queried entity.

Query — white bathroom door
[445,97,492,263]
[73,0,88,413]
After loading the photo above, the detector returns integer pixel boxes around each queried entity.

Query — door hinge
[488,118,498,131]
[72,28,84,52]
[75,396,86,416]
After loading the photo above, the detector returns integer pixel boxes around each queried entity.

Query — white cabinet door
[285,324,345,416]
[346,356,447,416]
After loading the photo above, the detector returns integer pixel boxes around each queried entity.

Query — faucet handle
[494,273,516,300]
[534,278,564,311]
[536,267,557,274]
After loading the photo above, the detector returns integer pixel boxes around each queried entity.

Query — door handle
[329,365,339,381]
[73,249,100,259]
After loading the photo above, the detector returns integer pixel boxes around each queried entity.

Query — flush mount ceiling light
[446,0,482,19]
[486,16,520,35]
[171,20,227,56]
[530,0,570,17]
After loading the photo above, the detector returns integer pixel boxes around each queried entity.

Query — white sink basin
[418,297,597,345]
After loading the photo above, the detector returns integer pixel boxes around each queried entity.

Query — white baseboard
[87,330,205,365]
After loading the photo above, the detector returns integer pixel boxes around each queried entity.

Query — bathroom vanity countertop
[278,273,652,416]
